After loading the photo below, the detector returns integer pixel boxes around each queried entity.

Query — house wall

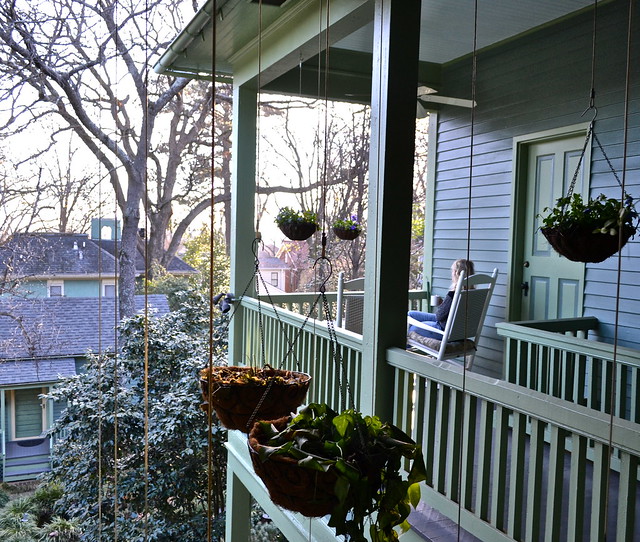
[433,3,639,377]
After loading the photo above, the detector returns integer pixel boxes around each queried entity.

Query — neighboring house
[158,2,639,541]
[0,295,169,482]
[0,218,196,298]
[258,252,293,293]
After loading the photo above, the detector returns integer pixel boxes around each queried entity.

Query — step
[3,464,51,483]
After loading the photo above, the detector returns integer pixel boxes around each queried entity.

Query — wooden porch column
[225,82,257,542]
[361,0,421,418]
[229,83,258,358]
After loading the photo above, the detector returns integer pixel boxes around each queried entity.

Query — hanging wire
[142,1,151,538]
[604,0,634,535]
[112,4,120,540]
[455,1,479,538]
[206,2,218,540]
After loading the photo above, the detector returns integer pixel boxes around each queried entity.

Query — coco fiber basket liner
[200,366,311,432]
[248,416,339,517]
[541,225,634,263]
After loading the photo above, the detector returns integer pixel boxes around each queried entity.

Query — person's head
[450,259,475,289]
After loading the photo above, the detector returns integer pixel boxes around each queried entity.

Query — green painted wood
[589,443,609,542]
[543,426,566,542]
[490,406,509,531]
[435,386,450,494]
[525,419,545,541]
[424,379,438,487]
[446,389,463,501]
[360,0,421,420]
[507,412,526,540]
[460,396,476,511]
[616,454,638,542]
[567,434,587,542]
[475,400,493,522]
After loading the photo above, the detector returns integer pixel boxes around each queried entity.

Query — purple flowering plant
[332,214,363,233]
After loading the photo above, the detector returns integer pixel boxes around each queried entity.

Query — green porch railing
[496,318,640,423]
[238,296,364,411]
[386,347,639,542]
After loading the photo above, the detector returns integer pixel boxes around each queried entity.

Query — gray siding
[433,3,639,377]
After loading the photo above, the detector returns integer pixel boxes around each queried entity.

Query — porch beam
[361,0,421,418]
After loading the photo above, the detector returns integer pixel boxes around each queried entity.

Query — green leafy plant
[332,215,363,233]
[274,207,318,226]
[252,403,427,542]
[540,193,638,236]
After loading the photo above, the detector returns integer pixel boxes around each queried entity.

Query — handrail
[497,319,640,366]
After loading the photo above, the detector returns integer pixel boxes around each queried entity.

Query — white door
[521,135,587,320]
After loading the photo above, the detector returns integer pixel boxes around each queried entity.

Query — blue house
[0,295,169,482]
[0,218,196,299]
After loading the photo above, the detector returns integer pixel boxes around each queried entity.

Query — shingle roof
[0,233,196,277]
[0,295,170,360]
[0,358,76,386]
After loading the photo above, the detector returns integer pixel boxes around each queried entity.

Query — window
[48,281,64,297]
[103,281,116,297]
[270,272,279,287]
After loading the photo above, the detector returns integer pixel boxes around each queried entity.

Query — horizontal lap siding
[432,3,640,376]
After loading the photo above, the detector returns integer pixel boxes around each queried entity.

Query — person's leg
[408,318,442,340]
[408,310,437,323]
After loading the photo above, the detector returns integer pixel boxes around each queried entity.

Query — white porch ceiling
[155,0,596,80]
[338,0,595,64]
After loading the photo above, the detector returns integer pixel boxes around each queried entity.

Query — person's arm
[435,291,453,326]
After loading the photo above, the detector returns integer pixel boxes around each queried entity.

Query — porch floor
[409,502,481,542]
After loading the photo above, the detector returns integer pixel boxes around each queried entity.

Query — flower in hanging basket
[275,207,318,241]
[249,403,427,542]
[539,193,638,263]
[332,215,363,240]
[199,365,311,432]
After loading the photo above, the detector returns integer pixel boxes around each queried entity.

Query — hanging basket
[278,222,317,241]
[199,366,311,432]
[333,226,361,240]
[541,225,635,263]
[248,415,339,517]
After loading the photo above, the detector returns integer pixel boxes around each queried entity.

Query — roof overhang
[155,0,597,101]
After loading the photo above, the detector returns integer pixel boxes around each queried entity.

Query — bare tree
[0,0,225,316]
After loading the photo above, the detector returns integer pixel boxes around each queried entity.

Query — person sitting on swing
[408,258,475,340]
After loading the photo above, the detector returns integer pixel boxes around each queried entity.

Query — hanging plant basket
[199,366,311,432]
[278,221,317,241]
[248,415,339,517]
[248,403,427,541]
[542,224,635,263]
[332,225,361,240]
[275,207,318,241]
[332,216,363,240]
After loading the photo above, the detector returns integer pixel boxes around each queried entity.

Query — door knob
[521,281,529,297]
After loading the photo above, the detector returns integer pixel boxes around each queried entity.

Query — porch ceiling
[156,0,595,88]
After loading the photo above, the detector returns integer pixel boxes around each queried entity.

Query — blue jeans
[408,310,443,340]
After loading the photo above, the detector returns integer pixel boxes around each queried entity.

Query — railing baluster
[475,400,494,522]
[589,442,609,542]
[491,406,509,531]
[567,434,587,542]
[616,453,638,542]
[507,411,527,541]
[525,419,545,541]
[544,426,567,542]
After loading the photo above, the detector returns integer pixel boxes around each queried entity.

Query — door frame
[507,122,591,321]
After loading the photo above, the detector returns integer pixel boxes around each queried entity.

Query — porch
[225,295,639,542]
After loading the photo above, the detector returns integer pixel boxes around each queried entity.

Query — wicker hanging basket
[200,366,311,432]
[333,226,361,240]
[278,222,317,241]
[541,225,635,263]
[248,416,339,517]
